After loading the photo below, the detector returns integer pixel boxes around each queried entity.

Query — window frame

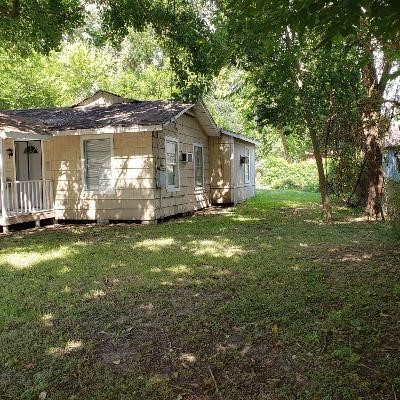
[80,135,115,195]
[244,146,251,184]
[193,143,204,189]
[165,136,180,192]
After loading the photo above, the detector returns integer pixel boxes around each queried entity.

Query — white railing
[1,180,54,215]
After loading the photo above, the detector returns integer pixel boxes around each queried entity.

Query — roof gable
[74,90,134,107]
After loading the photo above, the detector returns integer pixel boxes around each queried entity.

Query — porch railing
[1,180,54,215]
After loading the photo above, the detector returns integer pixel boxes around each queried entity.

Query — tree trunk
[359,41,391,219]
[309,125,333,221]
[278,127,291,162]
[363,116,385,219]
[283,27,332,221]
[301,96,333,221]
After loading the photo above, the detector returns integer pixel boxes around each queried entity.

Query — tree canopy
[0,0,84,52]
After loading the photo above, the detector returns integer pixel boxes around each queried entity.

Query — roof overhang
[221,129,259,145]
[0,131,51,140]
[51,124,163,136]
[192,101,220,137]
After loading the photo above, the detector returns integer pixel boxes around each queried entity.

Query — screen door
[15,140,42,181]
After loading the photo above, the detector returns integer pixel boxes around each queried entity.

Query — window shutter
[84,139,112,192]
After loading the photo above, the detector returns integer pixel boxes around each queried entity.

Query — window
[83,138,113,192]
[244,147,250,184]
[194,144,204,188]
[166,137,179,189]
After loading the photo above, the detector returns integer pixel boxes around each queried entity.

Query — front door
[15,140,42,181]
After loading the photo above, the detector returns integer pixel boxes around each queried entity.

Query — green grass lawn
[1,190,399,400]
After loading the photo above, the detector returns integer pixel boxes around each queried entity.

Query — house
[383,123,400,182]
[0,91,257,232]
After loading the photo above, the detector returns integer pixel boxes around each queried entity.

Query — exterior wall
[209,135,234,204]
[209,133,256,204]
[232,137,256,203]
[4,138,14,180]
[155,114,211,219]
[43,132,157,221]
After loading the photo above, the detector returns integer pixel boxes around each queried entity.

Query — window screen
[166,139,179,188]
[194,145,204,187]
[244,147,250,183]
[83,139,112,192]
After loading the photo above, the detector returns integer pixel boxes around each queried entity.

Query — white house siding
[232,137,256,203]
[209,135,235,204]
[209,133,256,204]
[154,114,211,219]
[43,132,158,221]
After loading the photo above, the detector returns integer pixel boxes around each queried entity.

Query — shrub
[257,156,319,192]
[385,179,400,236]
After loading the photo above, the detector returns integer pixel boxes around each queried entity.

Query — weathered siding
[209,133,256,204]
[44,132,158,221]
[155,114,211,219]
[209,135,234,204]
[232,137,256,203]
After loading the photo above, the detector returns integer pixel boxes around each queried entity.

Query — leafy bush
[257,156,319,192]
[385,179,400,236]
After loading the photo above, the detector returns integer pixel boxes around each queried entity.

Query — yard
[0,190,399,400]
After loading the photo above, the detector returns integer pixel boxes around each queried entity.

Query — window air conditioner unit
[182,152,193,162]
[240,155,249,164]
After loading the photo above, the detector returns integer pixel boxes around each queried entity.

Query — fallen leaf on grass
[240,345,251,356]
[38,392,47,400]
[272,324,280,334]
[112,360,121,365]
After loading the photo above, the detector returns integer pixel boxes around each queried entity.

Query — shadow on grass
[0,189,399,400]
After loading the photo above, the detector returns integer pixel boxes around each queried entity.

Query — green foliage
[101,0,227,100]
[258,156,319,192]
[204,67,248,133]
[0,0,84,53]
[385,179,400,235]
[287,0,400,49]
[0,28,175,109]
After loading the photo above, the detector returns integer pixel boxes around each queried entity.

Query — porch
[0,180,55,229]
[0,135,55,232]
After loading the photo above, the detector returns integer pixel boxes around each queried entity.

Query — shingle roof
[0,113,50,136]
[0,100,192,133]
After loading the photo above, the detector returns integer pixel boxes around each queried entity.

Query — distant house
[384,123,400,182]
[0,91,257,232]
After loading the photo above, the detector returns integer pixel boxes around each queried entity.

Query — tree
[288,2,400,219]
[0,28,175,109]
[0,0,84,53]
[215,0,399,219]
[100,0,227,100]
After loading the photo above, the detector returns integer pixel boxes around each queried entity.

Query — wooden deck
[1,210,56,232]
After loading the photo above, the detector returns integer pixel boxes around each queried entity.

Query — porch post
[0,138,8,226]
